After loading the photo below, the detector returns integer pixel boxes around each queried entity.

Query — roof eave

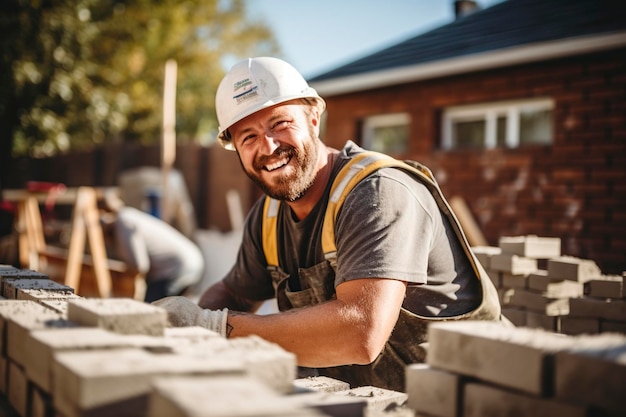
[310,31,626,97]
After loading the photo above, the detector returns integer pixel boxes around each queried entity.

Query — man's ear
[310,107,321,134]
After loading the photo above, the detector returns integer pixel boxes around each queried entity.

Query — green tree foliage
[2,0,279,158]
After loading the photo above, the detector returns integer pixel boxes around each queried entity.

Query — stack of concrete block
[472,235,626,335]
[0,265,411,417]
[405,320,626,417]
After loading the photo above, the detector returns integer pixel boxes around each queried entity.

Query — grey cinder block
[427,321,575,396]
[293,376,350,393]
[569,297,626,322]
[4,278,74,301]
[148,374,327,417]
[490,253,537,275]
[333,385,408,414]
[547,256,601,283]
[554,333,626,416]
[67,298,167,336]
[405,363,461,417]
[498,235,561,259]
[584,275,624,299]
[52,348,244,417]
[463,382,586,417]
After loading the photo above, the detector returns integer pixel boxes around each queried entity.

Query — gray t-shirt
[224,141,481,317]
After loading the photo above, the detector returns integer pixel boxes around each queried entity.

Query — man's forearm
[225,278,406,368]
[225,299,372,367]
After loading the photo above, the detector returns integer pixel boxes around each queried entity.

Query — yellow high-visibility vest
[261,150,485,281]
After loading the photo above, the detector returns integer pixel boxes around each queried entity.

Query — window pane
[520,109,552,145]
[370,125,408,153]
[453,120,485,149]
[443,98,554,150]
[362,113,410,154]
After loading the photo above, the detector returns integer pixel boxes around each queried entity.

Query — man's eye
[272,120,289,130]
[241,134,256,144]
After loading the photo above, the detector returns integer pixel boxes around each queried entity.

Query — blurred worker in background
[155,57,504,391]
[102,190,204,303]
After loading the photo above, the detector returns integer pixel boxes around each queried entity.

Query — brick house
[308,0,626,274]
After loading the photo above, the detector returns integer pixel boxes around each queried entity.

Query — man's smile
[264,155,291,172]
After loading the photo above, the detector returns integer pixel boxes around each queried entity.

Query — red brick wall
[320,48,626,274]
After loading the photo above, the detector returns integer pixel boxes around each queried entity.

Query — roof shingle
[308,0,626,82]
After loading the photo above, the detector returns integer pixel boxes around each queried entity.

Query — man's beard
[243,132,319,202]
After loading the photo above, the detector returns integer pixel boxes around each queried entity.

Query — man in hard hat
[154,57,504,391]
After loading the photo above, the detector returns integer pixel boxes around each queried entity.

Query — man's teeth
[265,157,290,171]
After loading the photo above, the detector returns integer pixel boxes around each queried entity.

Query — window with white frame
[442,98,554,150]
[362,113,410,154]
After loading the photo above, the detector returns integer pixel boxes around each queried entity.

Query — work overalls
[263,152,504,392]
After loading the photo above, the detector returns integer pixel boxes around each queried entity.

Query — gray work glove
[152,296,229,337]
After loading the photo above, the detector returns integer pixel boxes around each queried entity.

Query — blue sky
[246,0,506,79]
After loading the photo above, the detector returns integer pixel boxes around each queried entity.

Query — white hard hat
[215,57,326,150]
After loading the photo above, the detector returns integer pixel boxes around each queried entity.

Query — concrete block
[52,347,244,417]
[163,325,221,341]
[25,327,139,391]
[7,361,28,417]
[463,382,586,417]
[148,375,327,417]
[128,327,231,355]
[498,287,515,305]
[602,320,626,333]
[525,310,559,332]
[67,298,167,336]
[501,272,529,289]
[4,278,74,301]
[0,264,20,274]
[490,253,537,275]
[559,316,600,335]
[584,275,624,299]
[527,271,583,298]
[486,270,501,288]
[405,363,461,417]
[427,321,576,396]
[172,334,297,394]
[498,235,561,259]
[471,246,501,270]
[554,333,626,415]
[569,297,626,321]
[0,266,48,278]
[547,256,601,282]
[293,376,351,393]
[0,300,16,353]
[334,386,407,414]
[5,301,74,367]
[38,299,71,316]
[288,392,368,417]
[16,287,79,303]
[508,289,570,316]
[502,307,526,327]
[0,273,50,299]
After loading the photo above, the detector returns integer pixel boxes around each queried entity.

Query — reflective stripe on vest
[262,197,280,268]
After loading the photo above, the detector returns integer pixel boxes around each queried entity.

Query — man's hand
[152,296,229,337]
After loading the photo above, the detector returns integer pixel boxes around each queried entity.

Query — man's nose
[259,133,280,155]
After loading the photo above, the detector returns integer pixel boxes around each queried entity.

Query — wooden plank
[449,196,487,247]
